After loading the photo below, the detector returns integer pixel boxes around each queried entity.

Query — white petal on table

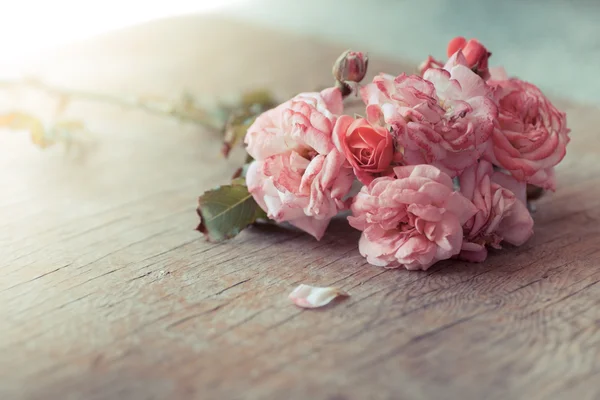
[288,284,349,309]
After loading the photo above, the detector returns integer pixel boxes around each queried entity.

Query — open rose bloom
[484,78,570,190]
[245,87,354,240]
[361,62,497,177]
[349,165,477,270]
[238,37,569,270]
[458,161,534,262]
[333,116,396,184]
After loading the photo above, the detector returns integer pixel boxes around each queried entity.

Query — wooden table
[1,15,599,400]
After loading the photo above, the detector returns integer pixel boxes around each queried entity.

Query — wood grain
[1,15,599,400]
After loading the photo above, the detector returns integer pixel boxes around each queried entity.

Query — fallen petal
[289,284,349,308]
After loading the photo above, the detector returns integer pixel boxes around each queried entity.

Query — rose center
[356,148,373,164]
[398,223,413,232]
[298,147,318,160]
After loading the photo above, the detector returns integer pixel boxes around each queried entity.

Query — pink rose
[244,87,352,240]
[361,65,497,177]
[348,165,477,270]
[245,87,343,161]
[247,151,353,240]
[446,37,491,80]
[485,79,570,190]
[458,160,534,262]
[333,116,395,184]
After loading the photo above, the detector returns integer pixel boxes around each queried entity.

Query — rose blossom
[485,78,570,190]
[245,87,343,161]
[361,64,497,177]
[458,160,534,262]
[244,87,353,240]
[348,165,477,270]
[333,116,395,184]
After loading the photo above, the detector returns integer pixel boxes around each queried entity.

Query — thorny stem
[0,77,223,133]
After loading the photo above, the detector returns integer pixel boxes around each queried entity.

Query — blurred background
[1,0,599,105]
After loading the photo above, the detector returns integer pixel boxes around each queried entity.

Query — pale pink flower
[348,165,477,270]
[333,116,395,184]
[244,87,353,240]
[361,65,497,177]
[245,87,343,161]
[458,160,534,262]
[485,78,570,190]
[246,150,353,241]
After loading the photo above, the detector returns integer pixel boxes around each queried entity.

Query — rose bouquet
[196,37,570,271]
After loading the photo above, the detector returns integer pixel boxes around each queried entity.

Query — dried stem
[0,77,223,133]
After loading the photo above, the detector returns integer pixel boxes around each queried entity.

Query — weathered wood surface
[1,15,600,400]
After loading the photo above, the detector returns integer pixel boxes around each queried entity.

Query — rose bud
[447,36,491,80]
[332,50,369,83]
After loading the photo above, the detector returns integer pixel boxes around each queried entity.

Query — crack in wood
[0,263,71,293]
[213,278,252,296]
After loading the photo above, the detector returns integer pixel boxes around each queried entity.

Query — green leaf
[196,183,266,242]
[241,89,277,109]
[221,90,277,157]
[222,111,257,157]
[231,177,247,186]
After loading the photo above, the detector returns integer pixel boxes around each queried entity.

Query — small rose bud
[447,36,467,58]
[446,36,491,80]
[332,50,368,83]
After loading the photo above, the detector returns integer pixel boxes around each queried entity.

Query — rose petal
[288,284,349,308]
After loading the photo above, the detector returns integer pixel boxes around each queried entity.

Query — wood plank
[1,15,599,400]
